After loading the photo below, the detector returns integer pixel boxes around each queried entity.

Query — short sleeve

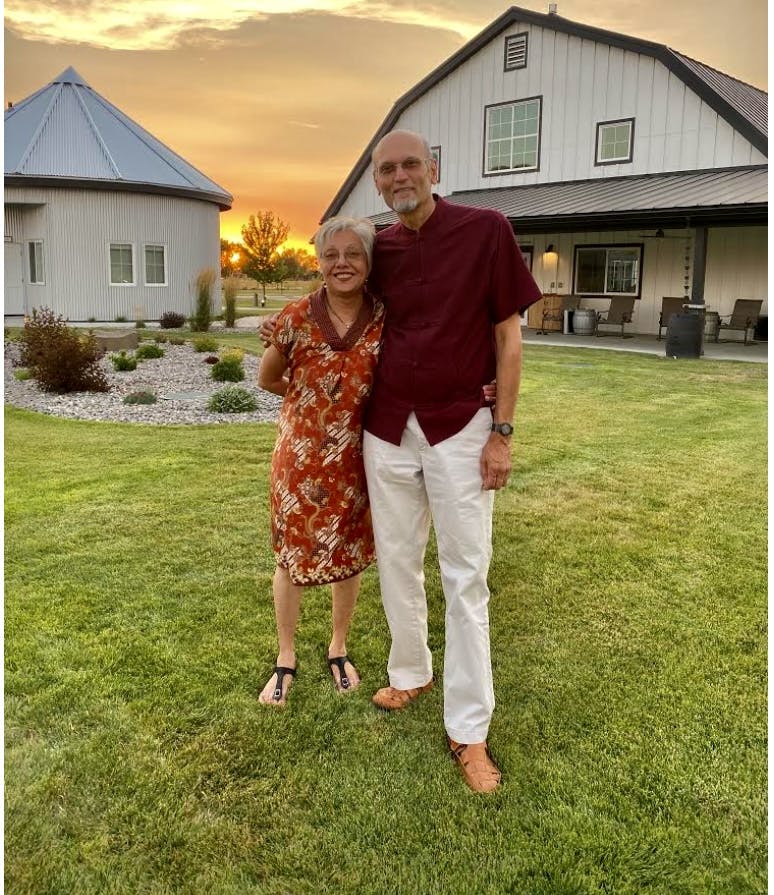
[270,306,297,361]
[488,212,542,323]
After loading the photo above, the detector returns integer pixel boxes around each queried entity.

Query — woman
[257,216,384,705]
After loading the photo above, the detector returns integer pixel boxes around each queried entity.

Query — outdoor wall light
[544,243,557,254]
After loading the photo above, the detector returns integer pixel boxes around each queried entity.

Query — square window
[596,118,634,165]
[575,245,642,296]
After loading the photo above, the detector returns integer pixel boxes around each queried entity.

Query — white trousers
[363,409,495,744]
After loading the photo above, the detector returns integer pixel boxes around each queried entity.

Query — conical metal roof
[5,67,232,209]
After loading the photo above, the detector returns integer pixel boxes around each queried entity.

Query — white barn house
[324,7,767,338]
[4,67,232,324]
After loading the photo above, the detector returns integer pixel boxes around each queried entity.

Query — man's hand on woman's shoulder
[260,312,279,347]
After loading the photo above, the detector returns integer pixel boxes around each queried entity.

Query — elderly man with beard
[263,129,540,791]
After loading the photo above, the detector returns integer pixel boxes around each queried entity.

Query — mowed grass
[4,346,767,895]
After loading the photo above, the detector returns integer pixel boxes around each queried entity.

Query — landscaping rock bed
[4,340,283,425]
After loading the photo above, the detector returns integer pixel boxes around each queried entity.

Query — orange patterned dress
[269,288,384,585]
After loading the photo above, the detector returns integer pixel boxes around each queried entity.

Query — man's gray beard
[392,195,419,213]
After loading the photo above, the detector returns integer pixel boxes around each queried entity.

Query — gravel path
[4,338,283,426]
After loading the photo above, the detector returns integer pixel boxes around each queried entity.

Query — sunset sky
[4,1,767,251]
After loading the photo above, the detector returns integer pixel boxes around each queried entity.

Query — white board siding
[337,22,765,220]
[704,227,768,313]
[504,226,766,335]
[4,187,221,321]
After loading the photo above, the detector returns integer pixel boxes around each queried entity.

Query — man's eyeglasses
[375,157,431,178]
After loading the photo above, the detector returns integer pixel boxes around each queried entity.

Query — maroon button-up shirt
[365,196,541,445]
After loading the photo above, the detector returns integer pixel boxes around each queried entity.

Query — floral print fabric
[269,289,384,585]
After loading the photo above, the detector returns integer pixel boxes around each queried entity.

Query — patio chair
[657,297,685,340]
[538,294,580,334]
[716,299,763,345]
[596,296,635,338]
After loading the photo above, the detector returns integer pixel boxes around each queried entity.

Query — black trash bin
[666,313,702,359]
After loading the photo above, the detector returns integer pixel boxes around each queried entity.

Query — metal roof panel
[368,167,767,227]
[4,68,232,206]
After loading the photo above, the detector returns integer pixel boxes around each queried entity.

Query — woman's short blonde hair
[313,216,376,269]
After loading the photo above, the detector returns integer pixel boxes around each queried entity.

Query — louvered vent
[504,33,528,70]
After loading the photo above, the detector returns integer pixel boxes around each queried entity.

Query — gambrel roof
[323,6,767,220]
[5,67,232,209]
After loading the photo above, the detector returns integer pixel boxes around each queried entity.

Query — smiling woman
[255,215,384,705]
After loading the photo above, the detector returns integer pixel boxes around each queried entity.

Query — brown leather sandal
[447,736,501,793]
[372,679,434,710]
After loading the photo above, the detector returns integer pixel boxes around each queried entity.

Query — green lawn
[4,346,767,895]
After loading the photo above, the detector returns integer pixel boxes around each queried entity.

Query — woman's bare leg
[259,566,302,705]
[328,573,362,691]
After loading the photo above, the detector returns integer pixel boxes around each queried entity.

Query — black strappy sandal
[263,665,296,704]
[327,655,358,693]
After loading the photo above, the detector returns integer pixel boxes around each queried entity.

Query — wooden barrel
[572,308,597,335]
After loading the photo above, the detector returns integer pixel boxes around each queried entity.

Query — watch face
[493,422,513,435]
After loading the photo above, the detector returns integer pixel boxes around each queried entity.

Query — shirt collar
[397,193,447,236]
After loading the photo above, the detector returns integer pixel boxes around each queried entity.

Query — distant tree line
[220,210,319,299]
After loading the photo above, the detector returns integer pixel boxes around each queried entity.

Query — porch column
[690,226,708,306]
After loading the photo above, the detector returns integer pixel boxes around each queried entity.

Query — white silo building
[4,67,232,323]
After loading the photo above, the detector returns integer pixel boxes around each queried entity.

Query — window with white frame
[595,118,634,165]
[484,97,541,174]
[574,245,642,296]
[504,33,528,70]
[144,244,166,285]
[110,243,134,285]
[28,241,45,284]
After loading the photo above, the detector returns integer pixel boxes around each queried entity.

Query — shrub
[223,277,238,328]
[169,337,186,346]
[123,390,157,405]
[135,343,165,360]
[154,334,168,344]
[135,320,146,329]
[115,315,127,323]
[191,268,216,332]
[111,351,138,371]
[159,311,186,329]
[13,368,32,381]
[204,355,219,364]
[208,385,258,413]
[211,355,245,382]
[222,347,245,362]
[193,335,218,352]
[19,308,109,394]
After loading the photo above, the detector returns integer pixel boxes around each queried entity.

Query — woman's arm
[258,344,289,396]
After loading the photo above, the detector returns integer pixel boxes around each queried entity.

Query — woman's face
[318,230,369,300]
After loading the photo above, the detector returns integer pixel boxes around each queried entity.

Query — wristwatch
[491,422,514,436]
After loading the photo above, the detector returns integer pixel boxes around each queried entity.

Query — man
[363,130,540,793]
[262,129,540,792]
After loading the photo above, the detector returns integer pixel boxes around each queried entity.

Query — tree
[220,239,242,278]
[240,211,290,301]
[278,246,318,281]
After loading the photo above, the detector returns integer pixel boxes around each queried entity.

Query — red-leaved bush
[20,308,109,393]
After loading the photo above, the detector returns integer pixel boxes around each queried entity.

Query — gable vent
[504,33,528,71]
